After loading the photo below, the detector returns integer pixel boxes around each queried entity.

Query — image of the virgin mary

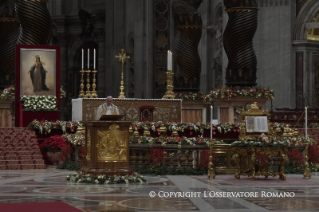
[29,55,49,92]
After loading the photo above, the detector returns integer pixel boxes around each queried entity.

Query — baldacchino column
[15,0,52,45]
[172,0,203,93]
[0,0,19,75]
[223,0,258,87]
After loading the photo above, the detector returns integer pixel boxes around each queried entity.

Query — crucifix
[115,49,130,98]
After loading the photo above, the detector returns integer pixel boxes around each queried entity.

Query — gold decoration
[78,69,85,98]
[86,130,91,161]
[91,69,98,98]
[85,70,91,98]
[231,147,288,181]
[172,130,178,137]
[96,124,127,161]
[75,125,85,135]
[239,102,276,142]
[115,49,130,99]
[159,123,167,136]
[143,129,150,136]
[207,140,216,179]
[303,143,312,179]
[133,130,139,137]
[162,70,175,99]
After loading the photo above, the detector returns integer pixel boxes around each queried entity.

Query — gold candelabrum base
[84,70,92,98]
[118,65,125,99]
[91,69,98,98]
[78,69,85,98]
[207,139,216,179]
[162,70,175,99]
[78,69,99,98]
[303,143,312,179]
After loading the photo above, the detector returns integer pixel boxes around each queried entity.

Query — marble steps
[0,147,41,152]
[0,164,46,170]
[0,154,44,160]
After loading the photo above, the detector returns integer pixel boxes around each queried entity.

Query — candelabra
[85,70,91,98]
[91,69,98,98]
[78,69,85,98]
[162,70,175,99]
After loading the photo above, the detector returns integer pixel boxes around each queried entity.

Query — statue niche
[172,0,202,92]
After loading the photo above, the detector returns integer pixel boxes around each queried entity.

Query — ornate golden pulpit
[81,121,131,175]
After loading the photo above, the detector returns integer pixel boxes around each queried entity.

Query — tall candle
[305,106,308,139]
[210,105,213,139]
[94,48,96,70]
[87,48,90,69]
[81,49,84,70]
[167,50,172,70]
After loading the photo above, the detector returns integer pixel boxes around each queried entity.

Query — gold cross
[115,49,130,65]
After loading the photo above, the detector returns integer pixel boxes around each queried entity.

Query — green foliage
[131,166,209,175]
[57,161,83,171]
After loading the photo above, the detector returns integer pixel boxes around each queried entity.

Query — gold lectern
[80,120,132,175]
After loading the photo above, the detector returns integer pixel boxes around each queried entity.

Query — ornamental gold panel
[96,124,128,162]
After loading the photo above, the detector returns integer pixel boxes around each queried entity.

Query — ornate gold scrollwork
[86,130,91,161]
[239,102,276,142]
[96,124,127,162]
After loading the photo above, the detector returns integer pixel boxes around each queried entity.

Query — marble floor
[0,167,319,212]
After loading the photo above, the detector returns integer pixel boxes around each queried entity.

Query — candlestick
[167,50,172,70]
[87,48,90,69]
[210,105,213,139]
[305,106,308,139]
[81,49,84,70]
[94,48,96,70]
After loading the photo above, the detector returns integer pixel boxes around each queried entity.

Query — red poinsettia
[288,149,303,165]
[39,135,68,151]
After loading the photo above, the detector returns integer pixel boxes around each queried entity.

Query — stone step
[0,155,43,160]
[0,164,46,170]
[0,159,45,166]
[0,148,42,153]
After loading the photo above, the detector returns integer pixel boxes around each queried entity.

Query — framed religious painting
[15,45,61,127]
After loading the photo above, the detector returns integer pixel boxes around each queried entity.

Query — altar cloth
[72,98,182,122]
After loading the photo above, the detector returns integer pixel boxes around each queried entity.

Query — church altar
[72,98,182,122]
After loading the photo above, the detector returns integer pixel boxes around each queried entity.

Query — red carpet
[0,128,45,170]
[0,202,86,212]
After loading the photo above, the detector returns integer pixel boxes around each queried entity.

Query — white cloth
[95,103,119,120]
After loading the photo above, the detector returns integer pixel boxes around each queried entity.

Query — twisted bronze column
[0,0,19,75]
[172,0,202,92]
[223,0,258,87]
[15,0,52,45]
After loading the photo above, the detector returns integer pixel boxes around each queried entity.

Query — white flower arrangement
[0,85,15,100]
[21,95,58,111]
[63,133,85,146]
[67,172,147,184]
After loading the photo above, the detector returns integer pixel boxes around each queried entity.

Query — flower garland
[130,121,240,134]
[129,135,224,146]
[174,92,211,101]
[0,85,15,100]
[21,95,58,111]
[28,119,83,134]
[63,133,85,146]
[231,136,315,147]
[67,172,147,184]
[208,86,274,100]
